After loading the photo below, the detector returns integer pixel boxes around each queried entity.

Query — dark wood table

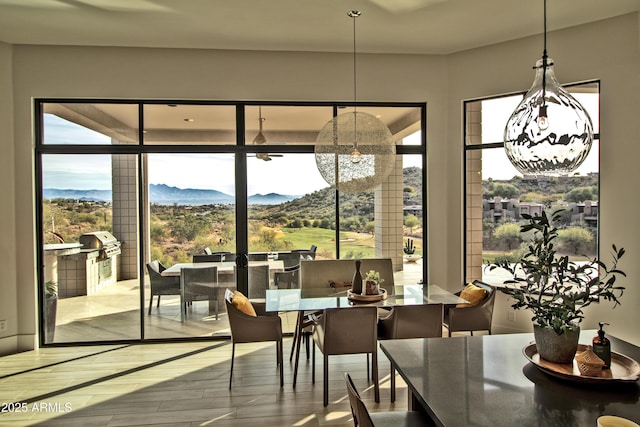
[380,331,640,427]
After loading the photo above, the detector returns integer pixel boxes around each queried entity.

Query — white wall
[0,41,20,355]
[448,13,640,344]
[4,13,639,353]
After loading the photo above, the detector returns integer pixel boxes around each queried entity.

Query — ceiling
[1,0,639,55]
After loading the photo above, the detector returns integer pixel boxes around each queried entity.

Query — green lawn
[277,227,422,258]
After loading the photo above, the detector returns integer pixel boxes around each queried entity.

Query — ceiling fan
[250,106,283,161]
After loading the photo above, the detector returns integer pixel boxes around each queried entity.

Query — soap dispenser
[592,322,611,368]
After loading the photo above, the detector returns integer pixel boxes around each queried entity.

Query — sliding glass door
[36,100,426,344]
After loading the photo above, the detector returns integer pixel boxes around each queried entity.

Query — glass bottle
[352,259,363,295]
[592,322,611,368]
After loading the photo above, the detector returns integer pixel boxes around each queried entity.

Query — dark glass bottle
[592,322,611,368]
[352,259,363,295]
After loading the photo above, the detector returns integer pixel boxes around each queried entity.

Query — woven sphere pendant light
[314,10,396,193]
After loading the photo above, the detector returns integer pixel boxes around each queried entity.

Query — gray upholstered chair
[247,264,270,298]
[180,266,219,319]
[312,306,379,406]
[146,260,181,315]
[225,289,283,389]
[377,303,443,401]
[344,372,428,427]
[443,280,496,337]
[192,253,223,263]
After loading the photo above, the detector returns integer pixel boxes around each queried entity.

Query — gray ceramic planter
[534,324,580,364]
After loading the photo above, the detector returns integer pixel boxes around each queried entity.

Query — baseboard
[0,334,36,356]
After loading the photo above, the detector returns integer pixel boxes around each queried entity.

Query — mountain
[248,193,301,205]
[43,185,300,206]
[43,188,112,202]
[149,184,234,205]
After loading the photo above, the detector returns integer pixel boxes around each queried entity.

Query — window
[464,82,600,284]
[36,100,426,344]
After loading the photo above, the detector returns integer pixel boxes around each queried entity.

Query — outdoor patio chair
[146,260,181,315]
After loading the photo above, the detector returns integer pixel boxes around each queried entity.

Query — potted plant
[404,238,416,255]
[44,281,58,342]
[403,238,421,262]
[364,270,383,295]
[487,210,626,363]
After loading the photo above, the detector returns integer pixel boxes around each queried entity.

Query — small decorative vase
[534,324,580,364]
[352,260,363,295]
[365,280,379,295]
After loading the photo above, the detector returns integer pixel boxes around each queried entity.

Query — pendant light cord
[348,10,361,150]
[541,0,547,106]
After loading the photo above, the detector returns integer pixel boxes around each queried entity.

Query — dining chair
[180,266,219,320]
[247,252,269,261]
[312,306,379,406]
[225,289,283,389]
[192,253,223,263]
[443,280,496,337]
[377,303,443,402]
[146,260,181,315]
[247,264,270,298]
[344,372,429,427]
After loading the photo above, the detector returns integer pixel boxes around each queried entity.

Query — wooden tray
[523,343,640,384]
[347,288,387,302]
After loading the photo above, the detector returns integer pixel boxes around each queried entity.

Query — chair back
[147,260,163,277]
[379,303,443,340]
[180,266,218,301]
[193,254,223,263]
[446,280,496,334]
[316,306,377,355]
[248,264,270,298]
[274,267,299,289]
[344,373,374,427]
[225,289,282,343]
[248,252,268,261]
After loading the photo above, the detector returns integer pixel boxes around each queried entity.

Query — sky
[42,115,422,195]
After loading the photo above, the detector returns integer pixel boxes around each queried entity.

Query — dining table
[160,259,284,277]
[161,260,284,321]
[380,330,640,427]
[265,284,468,387]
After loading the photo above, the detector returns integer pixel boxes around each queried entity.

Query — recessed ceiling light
[184,118,194,122]
[168,104,177,107]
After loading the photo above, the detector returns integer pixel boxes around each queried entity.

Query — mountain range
[43,184,301,206]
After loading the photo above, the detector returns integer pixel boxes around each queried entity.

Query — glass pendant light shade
[315,111,396,193]
[504,58,594,176]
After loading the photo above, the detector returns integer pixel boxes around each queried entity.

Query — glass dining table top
[265,284,466,312]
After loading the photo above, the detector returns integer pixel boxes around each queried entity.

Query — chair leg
[290,312,301,362]
[390,365,396,402]
[229,342,235,389]
[278,339,284,387]
[157,295,161,307]
[312,340,316,384]
[293,312,304,388]
[373,350,379,403]
[366,353,370,381]
[148,295,154,315]
[323,354,329,407]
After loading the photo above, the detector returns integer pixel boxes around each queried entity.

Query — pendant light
[503,0,593,177]
[314,10,396,193]
[252,106,267,145]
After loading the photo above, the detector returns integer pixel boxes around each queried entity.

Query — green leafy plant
[487,210,626,335]
[403,238,415,255]
[365,270,383,284]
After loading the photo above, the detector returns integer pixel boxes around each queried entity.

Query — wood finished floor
[0,337,416,427]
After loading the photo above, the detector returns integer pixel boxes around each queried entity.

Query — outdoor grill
[56,231,122,297]
[79,231,121,259]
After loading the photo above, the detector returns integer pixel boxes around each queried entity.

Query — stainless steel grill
[79,231,121,258]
